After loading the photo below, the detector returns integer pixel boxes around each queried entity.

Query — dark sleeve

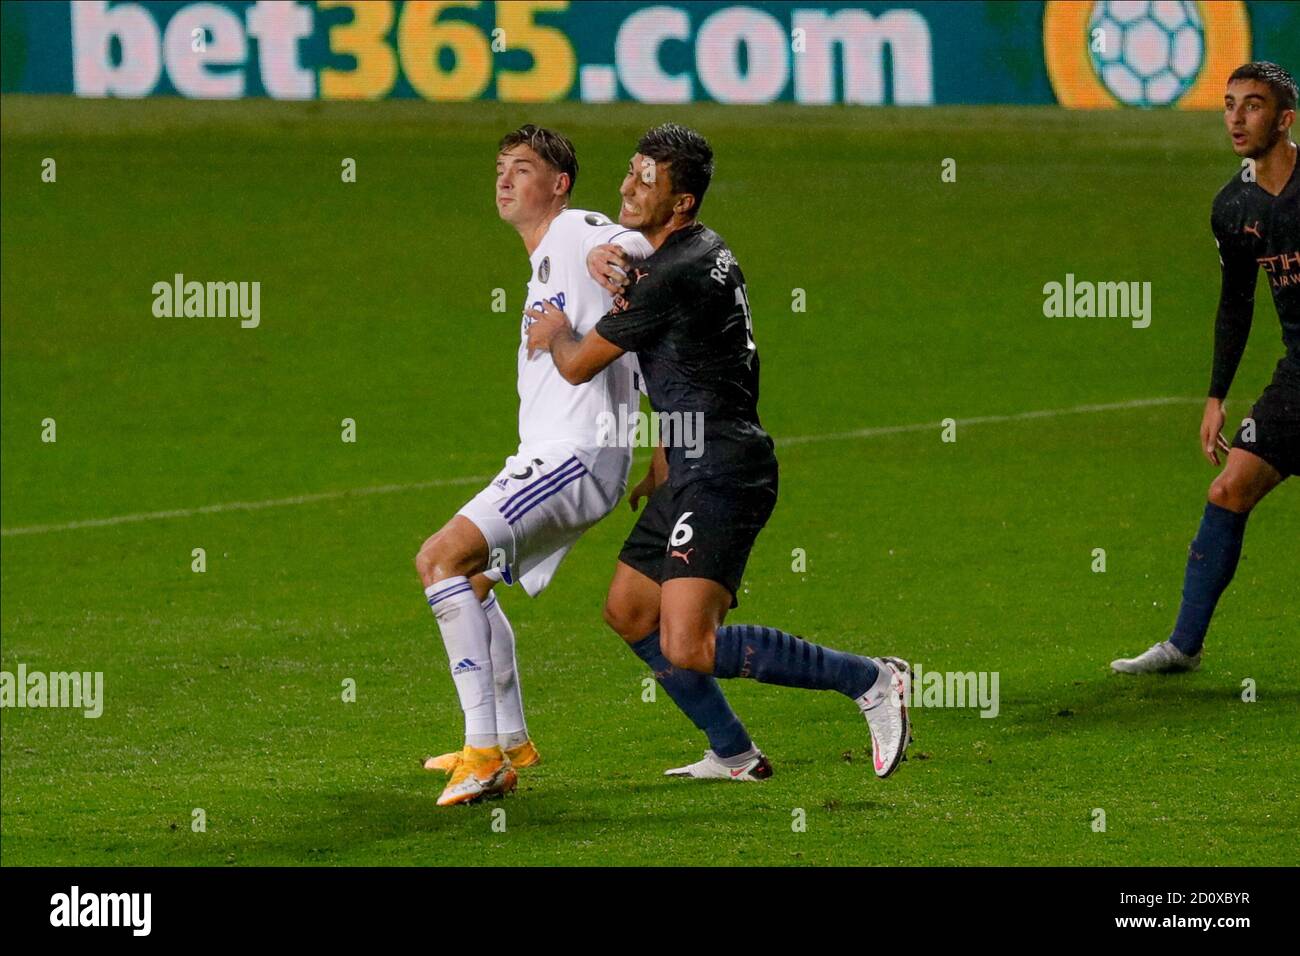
[1208,211,1257,399]
[595,268,680,352]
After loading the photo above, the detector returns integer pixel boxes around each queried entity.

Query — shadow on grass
[195,773,899,864]
[997,675,1300,735]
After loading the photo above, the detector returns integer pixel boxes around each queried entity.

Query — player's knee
[663,642,709,672]
[660,627,713,673]
[415,535,464,585]
[603,597,652,642]
[414,544,444,582]
[601,598,624,634]
[413,547,435,579]
[1207,474,1255,514]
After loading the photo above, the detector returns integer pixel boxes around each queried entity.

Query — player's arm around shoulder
[587,243,631,296]
[524,298,625,385]
[584,222,654,296]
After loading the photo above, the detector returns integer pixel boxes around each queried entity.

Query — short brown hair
[498,125,578,195]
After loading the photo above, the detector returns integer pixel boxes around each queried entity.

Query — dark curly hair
[636,123,714,217]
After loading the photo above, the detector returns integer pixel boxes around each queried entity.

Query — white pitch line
[0,474,493,538]
[777,395,1199,446]
[1,397,1199,538]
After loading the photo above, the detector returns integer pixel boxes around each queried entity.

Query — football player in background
[414,126,653,805]
[1113,63,1298,674]
[528,124,913,779]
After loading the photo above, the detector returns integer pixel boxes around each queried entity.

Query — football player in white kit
[414,126,653,806]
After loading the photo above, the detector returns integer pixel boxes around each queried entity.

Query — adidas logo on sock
[452,658,482,674]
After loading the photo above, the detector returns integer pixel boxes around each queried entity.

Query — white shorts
[457,446,629,597]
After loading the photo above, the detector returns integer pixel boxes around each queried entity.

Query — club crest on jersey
[538,256,550,283]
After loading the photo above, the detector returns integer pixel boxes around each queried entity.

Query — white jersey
[517,208,653,467]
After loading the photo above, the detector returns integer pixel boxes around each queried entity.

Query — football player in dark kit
[526,124,912,779]
[1113,62,1299,675]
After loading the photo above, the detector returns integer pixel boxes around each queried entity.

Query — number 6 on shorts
[669,511,695,549]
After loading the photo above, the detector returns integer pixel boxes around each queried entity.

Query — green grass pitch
[2,96,1297,866]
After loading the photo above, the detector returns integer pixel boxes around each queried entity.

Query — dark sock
[1169,502,1250,656]
[629,631,753,758]
[712,624,879,699]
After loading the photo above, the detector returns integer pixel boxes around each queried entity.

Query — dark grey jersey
[1209,151,1300,397]
[596,222,776,487]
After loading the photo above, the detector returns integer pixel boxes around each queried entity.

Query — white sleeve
[610,229,653,261]
[578,219,650,262]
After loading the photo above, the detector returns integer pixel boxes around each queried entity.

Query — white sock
[483,592,529,749]
[426,576,496,749]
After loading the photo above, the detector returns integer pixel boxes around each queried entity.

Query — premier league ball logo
[1088,1,1205,107]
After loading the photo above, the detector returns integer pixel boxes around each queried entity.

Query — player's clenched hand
[1200,397,1230,466]
[629,445,666,511]
[525,299,570,358]
[587,243,631,295]
[628,471,656,512]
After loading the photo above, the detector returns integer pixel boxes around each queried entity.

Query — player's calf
[605,563,762,775]
[659,581,913,777]
[1117,448,1284,667]
[419,518,500,754]
[484,590,532,752]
